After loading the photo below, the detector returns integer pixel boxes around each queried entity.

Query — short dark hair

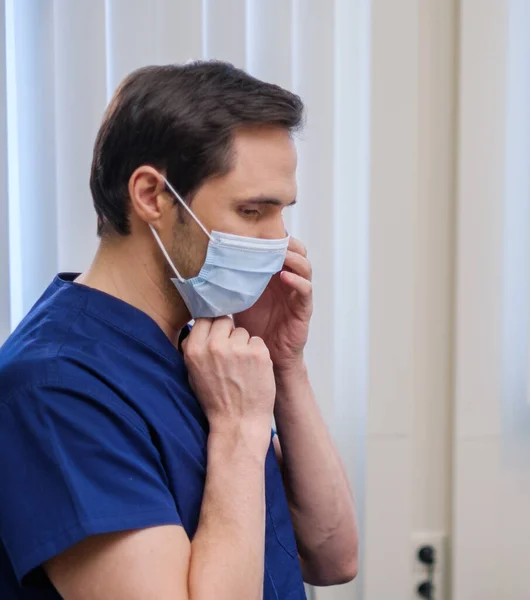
[90,61,304,237]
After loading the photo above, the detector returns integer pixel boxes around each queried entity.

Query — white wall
[363,1,457,598]
[453,1,530,598]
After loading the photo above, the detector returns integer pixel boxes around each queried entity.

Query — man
[0,61,357,599]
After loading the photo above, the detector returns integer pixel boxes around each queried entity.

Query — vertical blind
[0,2,371,599]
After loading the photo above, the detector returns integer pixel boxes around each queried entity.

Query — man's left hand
[234,237,312,372]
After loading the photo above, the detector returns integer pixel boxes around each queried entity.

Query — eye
[239,207,261,217]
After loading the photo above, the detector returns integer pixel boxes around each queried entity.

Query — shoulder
[0,317,148,437]
[0,277,90,400]
[0,327,119,406]
[1,289,128,412]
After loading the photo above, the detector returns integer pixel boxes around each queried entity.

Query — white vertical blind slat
[494,0,530,594]
[203,0,246,66]
[326,3,371,600]
[504,0,530,433]
[332,0,370,463]
[106,0,204,95]
[0,0,10,341]
[154,0,203,64]
[291,0,336,415]
[8,0,57,325]
[245,0,296,236]
[106,0,160,93]
[246,0,293,89]
[54,0,107,272]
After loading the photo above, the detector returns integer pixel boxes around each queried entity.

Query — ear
[128,166,170,226]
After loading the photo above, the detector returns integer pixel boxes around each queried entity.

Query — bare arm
[189,428,267,599]
[45,527,190,600]
[274,361,358,587]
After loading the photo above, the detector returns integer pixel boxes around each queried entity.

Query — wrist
[273,356,307,382]
[208,420,272,461]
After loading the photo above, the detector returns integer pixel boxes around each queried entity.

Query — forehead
[226,126,297,196]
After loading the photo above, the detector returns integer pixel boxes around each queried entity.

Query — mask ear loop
[149,176,214,283]
[149,225,186,283]
[163,177,213,241]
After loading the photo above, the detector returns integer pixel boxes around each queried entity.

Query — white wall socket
[410,531,448,600]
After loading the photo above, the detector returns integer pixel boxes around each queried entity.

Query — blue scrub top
[0,274,306,599]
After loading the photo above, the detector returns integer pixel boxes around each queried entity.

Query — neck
[76,231,190,347]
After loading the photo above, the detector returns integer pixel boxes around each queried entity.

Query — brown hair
[90,61,304,236]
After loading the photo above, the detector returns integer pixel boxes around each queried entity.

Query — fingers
[288,236,308,258]
[248,335,270,356]
[229,327,251,346]
[186,318,213,345]
[280,271,313,307]
[283,250,312,282]
[183,317,232,358]
[208,316,234,340]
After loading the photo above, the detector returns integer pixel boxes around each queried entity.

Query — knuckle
[252,340,270,360]
[184,343,200,361]
[232,344,247,359]
[250,346,263,360]
[248,344,262,359]
[208,340,225,357]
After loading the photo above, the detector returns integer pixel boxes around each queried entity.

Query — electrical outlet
[410,532,448,600]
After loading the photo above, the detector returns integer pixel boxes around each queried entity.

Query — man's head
[90,61,304,281]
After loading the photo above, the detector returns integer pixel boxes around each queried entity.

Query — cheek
[170,222,210,278]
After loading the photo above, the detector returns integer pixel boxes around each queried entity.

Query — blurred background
[0,1,529,599]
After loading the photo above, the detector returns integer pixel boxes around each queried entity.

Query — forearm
[274,362,358,584]
[189,428,267,600]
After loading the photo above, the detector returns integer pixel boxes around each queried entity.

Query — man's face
[169,126,298,279]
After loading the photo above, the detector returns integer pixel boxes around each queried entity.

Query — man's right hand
[182,317,276,452]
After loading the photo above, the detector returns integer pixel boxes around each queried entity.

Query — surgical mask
[150,177,289,319]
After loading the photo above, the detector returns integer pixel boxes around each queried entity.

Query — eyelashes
[239,208,261,218]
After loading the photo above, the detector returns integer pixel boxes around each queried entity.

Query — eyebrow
[237,196,297,207]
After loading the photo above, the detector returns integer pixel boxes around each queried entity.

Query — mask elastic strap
[149,224,186,283]
[163,176,213,241]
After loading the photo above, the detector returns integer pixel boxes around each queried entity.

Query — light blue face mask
[150,177,290,319]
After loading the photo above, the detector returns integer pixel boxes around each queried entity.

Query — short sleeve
[0,384,182,586]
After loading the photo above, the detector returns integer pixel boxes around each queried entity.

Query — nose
[260,215,287,240]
